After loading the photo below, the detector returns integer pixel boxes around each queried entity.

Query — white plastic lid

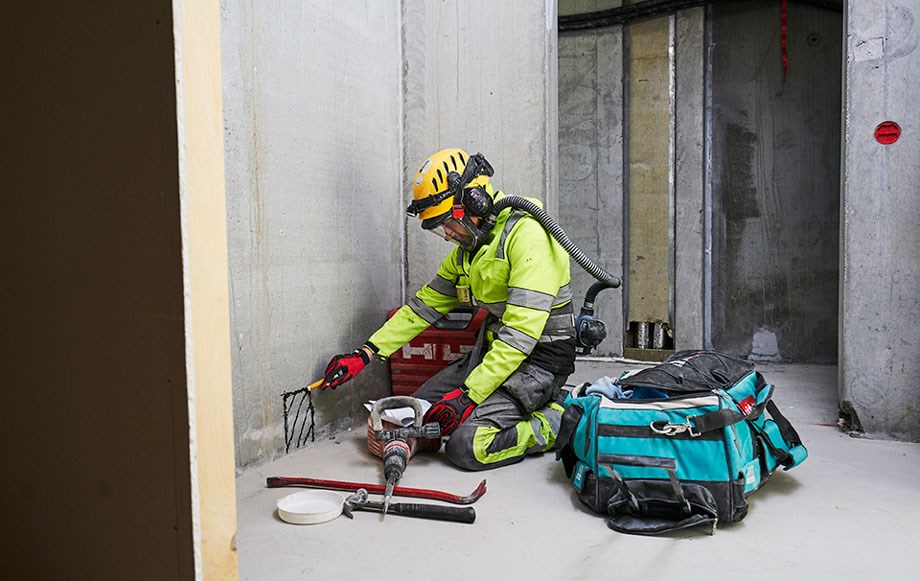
[276,490,345,525]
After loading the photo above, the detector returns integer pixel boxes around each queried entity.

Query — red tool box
[388,306,488,396]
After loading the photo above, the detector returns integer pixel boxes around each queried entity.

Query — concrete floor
[236,361,919,580]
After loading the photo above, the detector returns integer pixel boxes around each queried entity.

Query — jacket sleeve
[365,249,463,358]
[464,217,571,403]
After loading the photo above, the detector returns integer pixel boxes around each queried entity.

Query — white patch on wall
[853,37,884,62]
[749,327,782,362]
[244,424,285,444]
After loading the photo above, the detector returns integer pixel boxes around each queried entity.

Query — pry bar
[266,476,487,505]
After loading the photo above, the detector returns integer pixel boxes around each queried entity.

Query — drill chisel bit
[383,476,396,516]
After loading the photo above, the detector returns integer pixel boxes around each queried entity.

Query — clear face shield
[426,215,484,252]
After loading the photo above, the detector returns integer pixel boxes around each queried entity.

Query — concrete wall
[220,0,920,461]
[557,2,706,357]
[559,1,840,361]
[710,1,842,362]
[840,1,920,440]
[403,0,560,291]
[221,1,404,469]
[222,0,560,468]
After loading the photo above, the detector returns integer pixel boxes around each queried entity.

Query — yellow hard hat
[410,148,490,226]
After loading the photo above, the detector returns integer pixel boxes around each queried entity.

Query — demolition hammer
[369,397,441,515]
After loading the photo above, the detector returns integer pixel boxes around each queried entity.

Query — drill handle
[370,396,425,431]
[386,502,476,524]
[375,422,442,442]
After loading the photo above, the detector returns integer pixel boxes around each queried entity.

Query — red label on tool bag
[738,395,756,416]
[875,121,901,145]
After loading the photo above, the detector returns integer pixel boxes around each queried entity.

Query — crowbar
[266,476,487,505]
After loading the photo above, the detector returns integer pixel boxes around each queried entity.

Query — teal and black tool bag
[555,350,807,535]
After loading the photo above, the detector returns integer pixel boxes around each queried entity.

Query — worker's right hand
[424,387,476,436]
[322,349,370,389]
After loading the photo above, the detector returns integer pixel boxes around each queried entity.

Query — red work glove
[424,388,476,436]
[322,349,370,389]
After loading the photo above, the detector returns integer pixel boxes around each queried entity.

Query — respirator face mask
[426,214,484,252]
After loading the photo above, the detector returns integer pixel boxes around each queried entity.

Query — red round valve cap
[875,121,901,145]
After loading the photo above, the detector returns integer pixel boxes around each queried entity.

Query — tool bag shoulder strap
[617,349,755,395]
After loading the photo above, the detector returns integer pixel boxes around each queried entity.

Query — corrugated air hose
[490,196,622,289]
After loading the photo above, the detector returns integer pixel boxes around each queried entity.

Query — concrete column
[840,1,920,440]
[674,8,706,351]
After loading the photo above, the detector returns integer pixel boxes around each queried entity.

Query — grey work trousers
[413,341,568,471]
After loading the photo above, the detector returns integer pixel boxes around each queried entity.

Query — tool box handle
[370,396,424,431]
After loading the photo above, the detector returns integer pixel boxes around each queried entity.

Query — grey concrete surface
[674,8,706,352]
[402,0,560,294]
[840,1,920,440]
[221,0,920,475]
[710,1,842,363]
[222,0,565,469]
[558,26,626,356]
[559,1,840,360]
[221,0,405,468]
[235,360,919,580]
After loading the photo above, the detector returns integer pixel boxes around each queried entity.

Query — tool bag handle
[598,454,719,536]
[750,400,808,469]
[554,401,585,478]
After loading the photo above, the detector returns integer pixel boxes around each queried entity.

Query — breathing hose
[490,196,622,289]
[583,280,620,309]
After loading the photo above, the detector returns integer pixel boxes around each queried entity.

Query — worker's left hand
[424,387,476,436]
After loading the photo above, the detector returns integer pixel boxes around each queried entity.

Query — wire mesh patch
[282,385,316,453]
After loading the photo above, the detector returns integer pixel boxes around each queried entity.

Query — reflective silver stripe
[494,325,538,354]
[598,394,720,411]
[495,211,527,260]
[480,301,506,318]
[427,274,457,297]
[539,336,570,343]
[538,329,577,343]
[456,248,465,267]
[407,297,443,325]
[553,283,573,306]
[507,286,554,312]
[544,312,576,331]
[539,309,576,343]
[487,313,574,344]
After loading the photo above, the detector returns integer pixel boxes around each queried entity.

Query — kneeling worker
[320,148,576,471]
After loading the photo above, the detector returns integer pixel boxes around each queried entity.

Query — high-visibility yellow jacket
[366,191,576,404]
